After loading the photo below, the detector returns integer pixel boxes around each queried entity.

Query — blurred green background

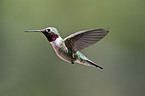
[0,0,145,96]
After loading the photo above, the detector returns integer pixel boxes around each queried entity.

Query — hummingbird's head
[25,27,60,42]
[44,27,59,35]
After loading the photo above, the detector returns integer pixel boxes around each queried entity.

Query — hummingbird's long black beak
[25,30,44,32]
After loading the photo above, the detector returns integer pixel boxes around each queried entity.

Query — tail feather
[86,60,103,69]
[74,52,103,69]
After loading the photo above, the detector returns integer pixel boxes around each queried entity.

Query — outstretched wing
[64,28,109,53]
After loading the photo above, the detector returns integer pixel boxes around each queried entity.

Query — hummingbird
[25,27,109,69]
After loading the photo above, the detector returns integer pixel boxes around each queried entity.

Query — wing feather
[64,28,109,52]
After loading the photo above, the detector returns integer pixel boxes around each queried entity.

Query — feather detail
[64,28,109,53]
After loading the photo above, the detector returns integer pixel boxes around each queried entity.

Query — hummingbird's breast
[50,37,74,63]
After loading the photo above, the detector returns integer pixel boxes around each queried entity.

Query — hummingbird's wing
[64,28,109,53]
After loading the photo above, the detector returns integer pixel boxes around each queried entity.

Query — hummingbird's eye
[46,29,51,32]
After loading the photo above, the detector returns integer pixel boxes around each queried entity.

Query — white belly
[50,37,72,63]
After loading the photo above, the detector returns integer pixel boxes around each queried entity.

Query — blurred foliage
[0,0,145,96]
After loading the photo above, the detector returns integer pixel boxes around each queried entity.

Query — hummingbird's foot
[71,60,74,64]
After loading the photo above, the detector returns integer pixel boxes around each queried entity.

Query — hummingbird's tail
[75,52,103,69]
[86,60,103,69]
